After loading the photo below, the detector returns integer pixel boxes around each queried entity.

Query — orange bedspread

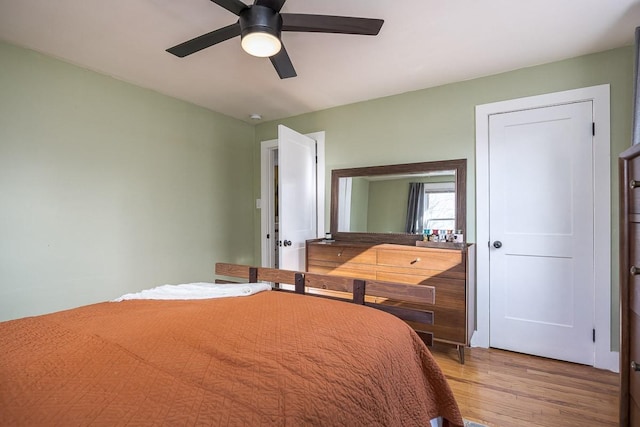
[0,291,463,426]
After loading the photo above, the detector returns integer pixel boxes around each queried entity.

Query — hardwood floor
[429,343,620,427]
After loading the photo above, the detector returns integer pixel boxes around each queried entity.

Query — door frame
[260,131,325,268]
[474,85,617,371]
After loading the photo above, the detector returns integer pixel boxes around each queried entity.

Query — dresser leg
[457,345,465,364]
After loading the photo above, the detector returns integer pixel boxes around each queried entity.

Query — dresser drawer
[629,155,640,214]
[406,306,467,344]
[630,220,640,409]
[376,248,463,272]
[375,264,465,281]
[378,298,466,344]
[307,244,376,265]
[631,309,640,409]
[631,222,640,279]
[631,399,640,427]
[632,272,640,317]
[307,261,377,280]
[377,271,465,309]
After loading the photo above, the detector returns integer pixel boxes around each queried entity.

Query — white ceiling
[1,0,639,123]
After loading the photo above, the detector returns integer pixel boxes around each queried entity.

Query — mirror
[330,159,466,244]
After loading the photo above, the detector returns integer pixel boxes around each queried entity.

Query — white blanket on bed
[113,282,271,302]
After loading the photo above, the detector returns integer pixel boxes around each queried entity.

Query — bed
[0,263,463,427]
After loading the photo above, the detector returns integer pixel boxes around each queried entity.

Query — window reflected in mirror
[423,182,456,231]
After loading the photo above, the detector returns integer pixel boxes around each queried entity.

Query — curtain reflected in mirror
[405,182,424,233]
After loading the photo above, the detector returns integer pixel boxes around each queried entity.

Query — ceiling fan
[166,0,384,79]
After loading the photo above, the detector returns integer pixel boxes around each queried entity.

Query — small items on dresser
[323,232,335,243]
[422,229,464,243]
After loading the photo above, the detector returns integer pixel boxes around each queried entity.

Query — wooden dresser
[306,240,475,363]
[620,143,640,426]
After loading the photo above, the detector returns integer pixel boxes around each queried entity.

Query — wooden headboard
[215,263,435,346]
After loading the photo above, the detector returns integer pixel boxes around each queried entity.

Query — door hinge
[592,328,596,342]
[592,122,595,136]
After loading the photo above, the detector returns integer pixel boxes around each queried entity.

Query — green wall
[349,177,369,232]
[254,46,634,350]
[0,42,256,321]
[366,179,406,233]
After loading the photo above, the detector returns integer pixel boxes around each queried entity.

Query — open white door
[278,125,317,271]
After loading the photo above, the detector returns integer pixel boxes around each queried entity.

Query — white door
[489,101,595,365]
[278,125,317,271]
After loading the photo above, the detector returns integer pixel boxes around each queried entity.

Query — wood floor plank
[429,344,619,427]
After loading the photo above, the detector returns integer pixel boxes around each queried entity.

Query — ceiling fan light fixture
[167,1,385,79]
[241,31,281,57]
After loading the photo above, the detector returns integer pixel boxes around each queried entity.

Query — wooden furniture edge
[215,262,434,345]
[305,241,476,364]
[619,145,637,426]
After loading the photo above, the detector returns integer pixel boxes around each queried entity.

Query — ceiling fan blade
[254,0,286,12]
[210,0,248,16]
[167,23,241,57]
[270,44,296,79]
[281,14,383,35]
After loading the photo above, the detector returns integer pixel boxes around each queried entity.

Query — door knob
[493,241,502,249]
[283,240,292,247]
[632,361,640,371]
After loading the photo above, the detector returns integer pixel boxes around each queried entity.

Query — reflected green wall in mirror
[349,177,369,232]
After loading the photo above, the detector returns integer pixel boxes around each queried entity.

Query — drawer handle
[631,266,640,275]
[337,250,344,257]
[631,179,640,189]
[410,258,421,264]
[632,361,640,371]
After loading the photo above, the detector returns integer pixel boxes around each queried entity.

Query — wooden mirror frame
[330,159,467,245]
